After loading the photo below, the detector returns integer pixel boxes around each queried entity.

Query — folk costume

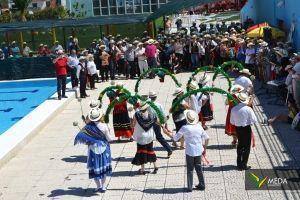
[74,109,112,192]
[132,102,158,174]
[111,83,133,140]
[198,75,213,129]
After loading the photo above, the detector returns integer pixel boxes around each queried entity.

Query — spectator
[53,50,68,100]
[52,41,64,54]
[0,49,4,60]
[99,45,110,82]
[136,42,148,75]
[86,54,98,90]
[68,49,79,89]
[22,42,31,57]
[11,41,20,57]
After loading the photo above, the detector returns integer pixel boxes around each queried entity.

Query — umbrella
[247,23,285,39]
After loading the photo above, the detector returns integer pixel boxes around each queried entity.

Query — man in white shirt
[186,81,208,114]
[136,42,148,74]
[230,93,257,171]
[234,69,254,94]
[173,110,209,192]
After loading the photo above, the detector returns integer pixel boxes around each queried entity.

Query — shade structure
[247,23,285,39]
[0,14,149,32]
[146,0,220,21]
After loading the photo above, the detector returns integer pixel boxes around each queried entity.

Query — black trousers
[236,125,252,168]
[100,66,109,82]
[70,68,78,88]
[88,74,97,89]
[153,123,172,153]
[56,75,66,97]
[79,75,87,97]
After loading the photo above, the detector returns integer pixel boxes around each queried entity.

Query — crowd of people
[24,17,300,193]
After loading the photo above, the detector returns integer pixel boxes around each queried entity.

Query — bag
[291,112,300,131]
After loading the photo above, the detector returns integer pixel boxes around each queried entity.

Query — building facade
[241,0,300,50]
[92,0,169,16]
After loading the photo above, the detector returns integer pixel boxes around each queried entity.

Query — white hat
[230,84,245,94]
[88,108,103,122]
[90,100,100,109]
[57,49,64,54]
[247,42,254,47]
[173,87,184,96]
[149,91,157,98]
[198,75,211,85]
[239,69,251,76]
[148,39,155,44]
[184,110,199,125]
[188,81,198,90]
[110,80,116,86]
[237,92,250,104]
[79,56,86,61]
[140,101,149,111]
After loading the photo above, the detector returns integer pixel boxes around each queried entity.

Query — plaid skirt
[87,145,112,179]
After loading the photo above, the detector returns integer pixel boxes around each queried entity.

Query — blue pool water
[0,79,58,135]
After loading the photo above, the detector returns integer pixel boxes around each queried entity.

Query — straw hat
[247,42,254,47]
[116,82,124,87]
[188,81,198,90]
[221,38,229,43]
[230,84,245,94]
[148,39,155,44]
[198,75,211,85]
[260,42,268,47]
[89,100,100,109]
[57,50,64,54]
[79,56,86,61]
[237,92,250,104]
[88,108,103,122]
[100,45,106,49]
[239,69,251,76]
[173,87,184,96]
[140,101,149,111]
[149,91,157,98]
[184,110,199,125]
[138,42,143,46]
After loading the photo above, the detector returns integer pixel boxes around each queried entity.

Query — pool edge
[0,84,76,168]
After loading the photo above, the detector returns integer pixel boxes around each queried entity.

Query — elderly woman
[74,108,113,193]
[131,102,158,175]
[87,54,98,90]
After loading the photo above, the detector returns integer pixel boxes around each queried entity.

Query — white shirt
[150,101,167,121]
[136,47,147,61]
[133,111,156,145]
[173,124,209,157]
[230,103,257,127]
[234,76,253,91]
[245,48,256,64]
[68,55,79,69]
[87,61,97,75]
[186,93,207,114]
[174,42,183,54]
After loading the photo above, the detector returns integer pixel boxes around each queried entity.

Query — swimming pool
[0,79,59,135]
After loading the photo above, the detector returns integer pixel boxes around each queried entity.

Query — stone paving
[1,72,300,200]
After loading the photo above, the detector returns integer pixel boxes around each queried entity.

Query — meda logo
[267,178,288,186]
[249,173,268,189]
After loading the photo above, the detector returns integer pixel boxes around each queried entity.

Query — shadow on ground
[48,187,98,198]
[61,155,87,163]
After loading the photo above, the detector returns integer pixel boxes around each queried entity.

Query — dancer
[230,93,257,170]
[198,75,213,130]
[132,102,158,175]
[170,88,189,148]
[173,110,209,192]
[74,109,113,193]
[234,69,254,95]
[148,91,173,158]
[225,85,244,145]
[112,82,133,142]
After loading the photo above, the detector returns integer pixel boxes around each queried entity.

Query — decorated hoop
[212,66,233,91]
[221,61,244,72]
[135,67,182,93]
[98,86,131,104]
[186,66,214,91]
[171,87,238,112]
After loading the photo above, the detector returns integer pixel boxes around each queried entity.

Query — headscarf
[135,110,157,132]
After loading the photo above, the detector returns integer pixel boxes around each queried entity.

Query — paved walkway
[0,73,300,200]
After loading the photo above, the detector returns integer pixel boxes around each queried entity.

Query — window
[143,4,150,12]
[110,6,117,14]
[32,3,38,8]
[101,7,109,15]
[94,8,100,15]
[101,0,108,7]
[93,0,100,7]
[46,1,51,7]
[126,0,134,13]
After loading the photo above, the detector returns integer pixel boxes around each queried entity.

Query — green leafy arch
[135,67,182,93]
[221,61,244,72]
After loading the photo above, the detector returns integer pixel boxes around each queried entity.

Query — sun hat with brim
[184,110,199,125]
[221,38,229,43]
[100,45,106,49]
[149,91,157,98]
[237,92,250,105]
[79,56,86,61]
[188,81,198,90]
[138,42,143,46]
[239,69,251,76]
[90,100,100,109]
[88,108,103,122]
[140,102,149,111]
[57,50,64,54]
[148,39,155,44]
[173,87,184,96]
[230,84,245,94]
[260,42,268,47]
[247,42,254,47]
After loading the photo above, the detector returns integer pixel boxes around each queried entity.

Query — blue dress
[74,122,112,179]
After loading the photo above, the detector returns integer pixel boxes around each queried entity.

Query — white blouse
[87,61,97,75]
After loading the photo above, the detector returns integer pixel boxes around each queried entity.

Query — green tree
[13,0,32,22]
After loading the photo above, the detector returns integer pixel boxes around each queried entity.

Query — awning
[0,14,149,32]
[146,0,220,21]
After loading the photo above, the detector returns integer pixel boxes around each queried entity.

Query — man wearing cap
[52,41,64,54]
[53,50,68,100]
[136,42,148,75]
[148,91,173,158]
[173,110,209,192]
[234,69,253,95]
[22,42,31,57]
[230,93,257,170]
